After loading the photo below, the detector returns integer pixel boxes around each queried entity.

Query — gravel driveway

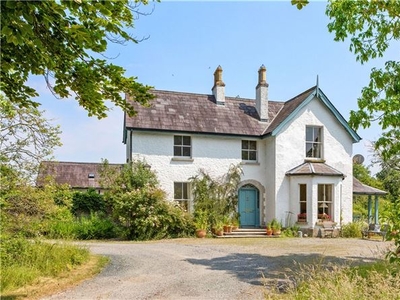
[42,238,392,300]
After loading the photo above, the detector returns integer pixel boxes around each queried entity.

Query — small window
[88,173,95,179]
[174,136,191,157]
[298,184,307,222]
[306,126,322,158]
[174,182,190,211]
[318,184,333,220]
[242,140,257,161]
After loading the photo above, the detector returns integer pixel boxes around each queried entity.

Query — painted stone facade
[124,66,361,231]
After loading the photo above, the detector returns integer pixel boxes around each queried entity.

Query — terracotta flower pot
[266,229,273,236]
[195,229,206,238]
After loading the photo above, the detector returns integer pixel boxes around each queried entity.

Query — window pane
[300,202,307,214]
[242,140,248,149]
[299,184,306,202]
[242,151,248,160]
[314,144,321,158]
[249,151,257,161]
[174,182,182,199]
[174,146,182,156]
[314,128,321,142]
[182,146,191,157]
[183,136,191,145]
[306,127,313,141]
[249,141,257,150]
[174,136,182,145]
[306,143,313,157]
[182,183,188,199]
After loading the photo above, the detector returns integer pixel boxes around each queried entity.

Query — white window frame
[305,126,323,158]
[174,135,191,158]
[241,140,257,161]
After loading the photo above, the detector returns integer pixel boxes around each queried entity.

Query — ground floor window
[174,182,190,212]
[298,184,307,221]
[318,184,332,220]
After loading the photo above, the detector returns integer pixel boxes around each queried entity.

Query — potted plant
[297,213,307,222]
[266,222,273,236]
[214,219,224,236]
[223,215,232,233]
[271,218,282,235]
[231,213,240,230]
[194,210,208,238]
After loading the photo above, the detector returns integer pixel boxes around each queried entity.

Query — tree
[0,94,61,183]
[1,0,155,118]
[292,0,400,167]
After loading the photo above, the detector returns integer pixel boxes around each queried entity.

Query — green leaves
[291,0,309,10]
[1,0,155,118]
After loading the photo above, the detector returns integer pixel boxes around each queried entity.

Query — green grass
[0,237,90,293]
[264,260,400,300]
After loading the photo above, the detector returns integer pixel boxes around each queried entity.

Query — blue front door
[239,187,259,227]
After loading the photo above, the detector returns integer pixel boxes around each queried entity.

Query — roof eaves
[317,88,362,143]
[125,127,263,139]
[271,90,316,137]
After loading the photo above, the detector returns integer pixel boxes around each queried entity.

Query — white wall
[130,131,268,200]
[274,96,354,224]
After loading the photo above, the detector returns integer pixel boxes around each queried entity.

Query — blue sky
[33,1,398,172]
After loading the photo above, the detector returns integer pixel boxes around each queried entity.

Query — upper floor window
[242,140,257,161]
[174,135,191,157]
[306,126,322,158]
[174,182,190,211]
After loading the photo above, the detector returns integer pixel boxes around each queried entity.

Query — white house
[123,66,361,232]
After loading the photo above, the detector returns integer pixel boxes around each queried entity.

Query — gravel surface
[42,238,393,300]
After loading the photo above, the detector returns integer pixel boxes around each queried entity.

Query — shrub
[341,221,367,238]
[48,212,118,240]
[101,160,195,240]
[72,188,106,216]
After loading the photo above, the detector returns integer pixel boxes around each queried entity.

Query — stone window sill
[171,157,194,162]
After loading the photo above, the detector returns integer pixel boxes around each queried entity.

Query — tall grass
[264,260,400,299]
[48,212,118,240]
[0,236,90,293]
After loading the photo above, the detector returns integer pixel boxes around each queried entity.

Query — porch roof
[286,162,344,177]
[353,177,387,195]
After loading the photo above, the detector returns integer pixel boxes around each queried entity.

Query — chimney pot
[212,65,225,105]
[256,65,269,122]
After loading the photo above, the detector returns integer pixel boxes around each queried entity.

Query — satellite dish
[352,154,365,164]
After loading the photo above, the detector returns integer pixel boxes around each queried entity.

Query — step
[215,228,281,238]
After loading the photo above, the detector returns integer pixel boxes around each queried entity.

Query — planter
[223,225,232,233]
[195,229,207,238]
[215,229,224,236]
[266,228,273,236]
[273,229,281,236]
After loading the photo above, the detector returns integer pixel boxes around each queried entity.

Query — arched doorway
[238,185,260,227]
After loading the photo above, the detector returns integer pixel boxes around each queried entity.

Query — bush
[72,189,106,216]
[48,212,118,240]
[0,236,89,293]
[341,221,367,238]
[1,184,74,237]
[101,160,195,240]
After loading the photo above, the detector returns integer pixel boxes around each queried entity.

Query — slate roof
[124,85,361,143]
[125,89,287,137]
[353,177,387,195]
[36,161,122,189]
[286,162,344,177]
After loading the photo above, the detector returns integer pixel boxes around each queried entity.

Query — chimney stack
[212,65,225,105]
[256,65,269,122]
